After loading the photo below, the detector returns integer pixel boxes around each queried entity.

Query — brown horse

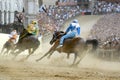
[36,31,98,65]
[11,36,40,60]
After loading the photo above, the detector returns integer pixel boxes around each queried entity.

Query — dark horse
[1,40,14,55]
[12,29,40,60]
[36,31,98,65]
[1,29,40,60]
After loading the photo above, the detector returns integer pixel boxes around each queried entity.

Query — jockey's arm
[31,28,39,36]
[77,27,80,35]
[65,24,72,33]
[35,28,39,36]
[27,24,32,33]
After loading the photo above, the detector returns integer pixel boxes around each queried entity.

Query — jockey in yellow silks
[27,20,39,35]
[19,20,39,43]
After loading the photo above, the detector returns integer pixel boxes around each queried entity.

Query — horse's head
[50,31,65,45]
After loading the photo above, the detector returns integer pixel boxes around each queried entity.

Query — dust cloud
[0,15,120,80]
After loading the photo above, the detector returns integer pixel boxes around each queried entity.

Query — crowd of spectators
[47,5,81,26]
[89,13,120,43]
[37,12,57,36]
[1,1,120,37]
[93,1,120,15]
[38,5,85,35]
[38,1,120,36]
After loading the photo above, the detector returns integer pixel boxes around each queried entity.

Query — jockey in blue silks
[57,19,81,48]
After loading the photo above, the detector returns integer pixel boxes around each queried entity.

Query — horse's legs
[47,50,55,59]
[1,46,5,55]
[23,49,32,60]
[46,44,59,59]
[25,48,36,60]
[12,50,23,60]
[71,53,77,65]
[1,47,10,56]
[75,50,89,65]
[36,50,54,62]
[10,46,17,55]
[75,55,83,65]
[36,44,56,62]
[67,54,70,59]
[4,49,10,56]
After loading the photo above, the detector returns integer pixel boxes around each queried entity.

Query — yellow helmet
[31,20,37,24]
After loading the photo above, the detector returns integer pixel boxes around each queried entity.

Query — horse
[1,29,40,61]
[11,30,40,61]
[36,31,98,65]
[1,40,15,56]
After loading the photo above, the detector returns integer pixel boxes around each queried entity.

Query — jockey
[19,20,39,42]
[57,19,81,48]
[26,20,39,35]
[9,30,18,44]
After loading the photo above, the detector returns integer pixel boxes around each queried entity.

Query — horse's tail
[86,39,99,51]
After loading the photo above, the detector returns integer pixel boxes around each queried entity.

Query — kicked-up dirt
[0,15,120,80]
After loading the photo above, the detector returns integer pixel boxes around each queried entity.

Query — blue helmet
[73,19,78,23]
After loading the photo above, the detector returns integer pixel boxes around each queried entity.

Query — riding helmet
[73,19,78,23]
[31,20,37,24]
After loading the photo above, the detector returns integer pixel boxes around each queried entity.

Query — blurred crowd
[89,13,120,43]
[38,5,83,35]
[93,1,120,15]
[39,1,120,36]
[1,1,120,37]
[47,6,80,26]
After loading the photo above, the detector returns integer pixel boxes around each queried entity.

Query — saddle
[18,29,32,43]
[19,34,38,44]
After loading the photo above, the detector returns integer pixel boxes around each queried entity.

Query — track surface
[0,15,120,80]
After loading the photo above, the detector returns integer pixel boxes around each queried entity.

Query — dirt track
[0,56,120,80]
[0,15,120,80]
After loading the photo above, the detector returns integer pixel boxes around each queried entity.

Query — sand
[0,15,120,80]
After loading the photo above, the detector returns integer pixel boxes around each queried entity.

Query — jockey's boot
[56,44,63,49]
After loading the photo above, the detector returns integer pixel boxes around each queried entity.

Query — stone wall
[0,0,23,25]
